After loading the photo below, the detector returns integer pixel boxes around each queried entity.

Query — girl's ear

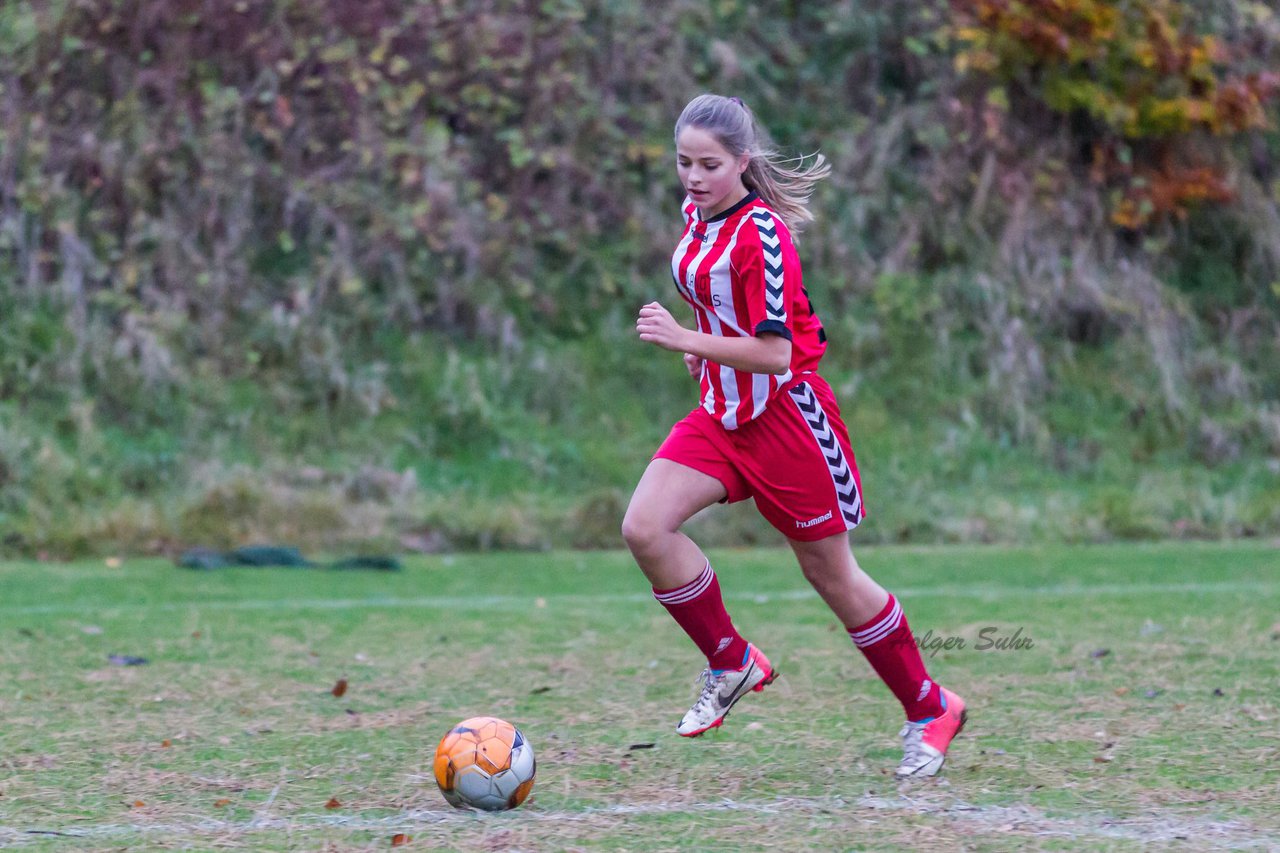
[738,153,750,175]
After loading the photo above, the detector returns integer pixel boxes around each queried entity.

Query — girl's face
[676,126,749,219]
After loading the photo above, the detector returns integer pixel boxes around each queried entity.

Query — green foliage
[0,0,1278,554]
[950,0,1280,226]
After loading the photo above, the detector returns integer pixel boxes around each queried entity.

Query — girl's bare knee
[621,508,663,556]
[799,560,842,597]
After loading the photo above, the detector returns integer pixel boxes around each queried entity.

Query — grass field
[2,540,1278,851]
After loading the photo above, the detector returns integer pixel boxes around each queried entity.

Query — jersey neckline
[695,190,759,224]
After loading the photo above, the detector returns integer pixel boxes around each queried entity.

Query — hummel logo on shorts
[796,510,833,529]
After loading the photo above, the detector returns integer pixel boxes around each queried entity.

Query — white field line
[0,794,1270,848]
[0,579,1276,617]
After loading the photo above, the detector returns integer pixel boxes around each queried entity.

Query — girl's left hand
[636,301,691,352]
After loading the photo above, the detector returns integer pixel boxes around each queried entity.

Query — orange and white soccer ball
[433,716,536,811]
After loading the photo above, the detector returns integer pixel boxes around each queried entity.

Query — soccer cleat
[895,686,968,777]
[676,644,777,737]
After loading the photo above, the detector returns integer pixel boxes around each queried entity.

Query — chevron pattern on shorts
[750,210,786,323]
[788,382,863,527]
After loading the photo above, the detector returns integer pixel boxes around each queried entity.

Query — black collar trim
[699,191,759,224]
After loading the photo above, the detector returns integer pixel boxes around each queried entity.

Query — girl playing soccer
[621,93,967,777]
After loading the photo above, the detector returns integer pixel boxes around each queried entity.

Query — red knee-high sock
[847,594,944,722]
[653,561,749,671]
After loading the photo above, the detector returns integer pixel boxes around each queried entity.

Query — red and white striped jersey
[670,191,828,430]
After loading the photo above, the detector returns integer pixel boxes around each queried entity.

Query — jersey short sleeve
[733,209,791,341]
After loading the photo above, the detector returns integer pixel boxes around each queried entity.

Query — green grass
[2,540,1278,850]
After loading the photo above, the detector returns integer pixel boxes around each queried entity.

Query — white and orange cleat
[895,687,968,777]
[676,644,777,737]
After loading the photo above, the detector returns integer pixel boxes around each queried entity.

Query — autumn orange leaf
[325,797,341,809]
[331,678,349,697]
[391,834,412,847]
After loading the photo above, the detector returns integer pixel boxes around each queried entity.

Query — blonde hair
[674,93,831,232]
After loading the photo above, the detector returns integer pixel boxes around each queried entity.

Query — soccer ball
[433,716,536,811]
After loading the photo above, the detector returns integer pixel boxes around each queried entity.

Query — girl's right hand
[683,353,704,378]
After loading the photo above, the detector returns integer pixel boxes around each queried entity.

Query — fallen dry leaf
[325,797,341,809]
[331,679,349,698]
[214,798,231,807]
[391,834,412,847]
[108,654,148,666]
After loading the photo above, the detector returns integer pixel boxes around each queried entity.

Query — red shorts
[654,373,865,542]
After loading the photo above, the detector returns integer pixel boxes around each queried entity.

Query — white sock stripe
[848,599,903,647]
[853,610,902,648]
[658,571,713,605]
[858,599,903,645]
[653,562,714,605]
[849,597,900,641]
[658,578,712,605]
